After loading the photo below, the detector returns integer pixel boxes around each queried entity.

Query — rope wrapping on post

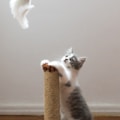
[42,63,60,120]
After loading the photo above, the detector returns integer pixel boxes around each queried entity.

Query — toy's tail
[10,0,34,29]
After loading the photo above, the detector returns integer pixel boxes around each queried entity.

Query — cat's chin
[62,62,71,69]
[66,66,71,69]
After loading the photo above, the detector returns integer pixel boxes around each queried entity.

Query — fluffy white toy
[10,0,34,29]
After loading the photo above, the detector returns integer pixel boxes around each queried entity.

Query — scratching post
[42,63,60,120]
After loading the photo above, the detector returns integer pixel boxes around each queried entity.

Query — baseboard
[0,103,120,116]
[90,104,120,116]
[0,104,44,115]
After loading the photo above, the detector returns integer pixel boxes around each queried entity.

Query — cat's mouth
[67,66,71,69]
[64,59,72,68]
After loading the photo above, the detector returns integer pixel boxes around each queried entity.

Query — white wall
[0,0,120,115]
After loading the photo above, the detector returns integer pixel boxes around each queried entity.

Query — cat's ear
[66,47,73,54]
[78,57,87,66]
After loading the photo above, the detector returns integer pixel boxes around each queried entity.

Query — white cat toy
[10,0,34,29]
[41,48,92,120]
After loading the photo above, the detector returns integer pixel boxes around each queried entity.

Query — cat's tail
[10,0,34,29]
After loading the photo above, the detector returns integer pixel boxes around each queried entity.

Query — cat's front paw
[41,60,49,66]
[48,61,59,68]
[41,60,57,72]
[48,61,61,73]
[40,60,50,71]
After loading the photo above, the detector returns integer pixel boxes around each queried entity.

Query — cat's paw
[48,61,62,74]
[41,60,57,72]
[40,60,49,66]
[48,61,59,68]
[40,60,49,71]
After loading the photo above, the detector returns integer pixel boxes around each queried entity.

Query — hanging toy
[10,0,34,29]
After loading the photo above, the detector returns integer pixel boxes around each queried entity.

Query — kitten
[10,0,34,29]
[41,48,92,120]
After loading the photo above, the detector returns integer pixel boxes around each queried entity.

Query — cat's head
[61,48,86,70]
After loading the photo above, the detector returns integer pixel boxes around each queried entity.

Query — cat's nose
[64,59,68,63]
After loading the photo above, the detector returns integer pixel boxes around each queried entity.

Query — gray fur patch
[70,56,81,70]
[65,81,71,87]
[66,87,92,120]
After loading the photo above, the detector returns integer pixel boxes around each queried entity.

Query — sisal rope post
[42,63,60,120]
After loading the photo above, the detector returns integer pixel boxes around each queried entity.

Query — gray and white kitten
[41,48,92,120]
